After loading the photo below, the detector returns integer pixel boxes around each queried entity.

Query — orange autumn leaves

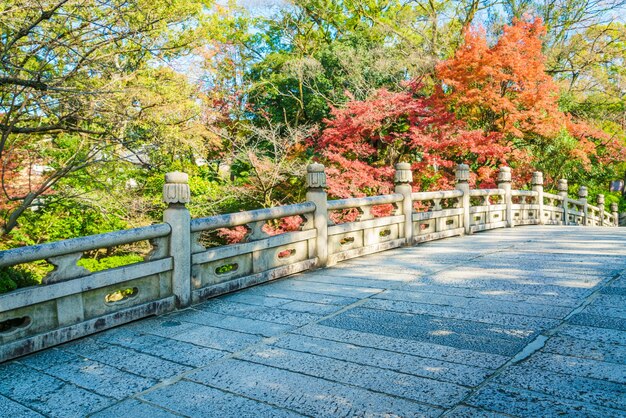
[437,17,621,171]
[437,18,561,139]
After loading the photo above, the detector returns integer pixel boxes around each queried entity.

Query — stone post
[455,163,471,234]
[163,172,191,308]
[394,162,414,245]
[532,171,544,225]
[557,179,569,225]
[578,186,588,226]
[611,203,619,227]
[306,163,328,267]
[597,194,605,226]
[498,166,513,227]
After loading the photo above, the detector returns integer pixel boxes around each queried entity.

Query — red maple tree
[313,83,510,197]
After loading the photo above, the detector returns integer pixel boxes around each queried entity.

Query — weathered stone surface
[558,324,626,345]
[361,298,558,329]
[446,405,511,417]
[592,293,626,306]
[62,338,190,380]
[174,308,294,337]
[542,335,626,364]
[0,394,44,417]
[123,316,198,338]
[397,281,582,307]
[582,304,626,319]
[279,300,343,315]
[235,346,471,406]
[320,307,531,356]
[272,333,493,386]
[187,359,443,417]
[299,272,411,290]
[373,288,572,319]
[294,324,509,369]
[169,323,263,351]
[140,380,303,418]
[467,384,624,418]
[0,363,115,416]
[568,313,626,331]
[240,286,359,305]
[523,352,626,384]
[267,279,385,298]
[601,286,626,296]
[91,327,228,367]
[220,292,292,307]
[194,299,324,326]
[91,399,182,418]
[493,365,626,410]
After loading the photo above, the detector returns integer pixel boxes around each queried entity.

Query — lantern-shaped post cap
[163,172,190,204]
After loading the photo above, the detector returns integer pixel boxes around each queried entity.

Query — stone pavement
[1,226,625,417]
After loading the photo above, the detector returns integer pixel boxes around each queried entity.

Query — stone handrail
[327,193,403,211]
[0,165,619,362]
[412,190,464,200]
[469,188,506,197]
[0,224,170,269]
[190,202,316,232]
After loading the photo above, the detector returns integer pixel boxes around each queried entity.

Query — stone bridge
[0,164,624,416]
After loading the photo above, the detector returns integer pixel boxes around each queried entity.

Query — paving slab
[320,307,532,356]
[90,399,182,418]
[557,323,626,345]
[140,380,304,418]
[234,346,471,407]
[542,334,626,364]
[0,394,45,417]
[293,323,510,369]
[466,384,626,418]
[522,352,626,384]
[1,226,625,417]
[0,362,116,416]
[493,364,626,410]
[271,333,493,386]
[90,327,228,368]
[361,298,559,329]
[372,288,572,319]
[186,359,443,417]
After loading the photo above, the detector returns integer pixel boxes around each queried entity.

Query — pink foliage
[217,215,304,245]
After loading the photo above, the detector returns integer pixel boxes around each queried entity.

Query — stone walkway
[1,226,626,417]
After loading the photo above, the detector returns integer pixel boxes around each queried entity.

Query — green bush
[0,267,39,294]
[77,254,144,272]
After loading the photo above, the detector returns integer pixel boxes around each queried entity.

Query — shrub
[77,254,144,272]
[0,267,39,294]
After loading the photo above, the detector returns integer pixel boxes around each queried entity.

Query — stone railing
[0,164,618,362]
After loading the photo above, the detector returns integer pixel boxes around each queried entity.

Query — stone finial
[557,179,568,192]
[163,172,190,204]
[597,194,605,205]
[578,186,588,199]
[531,171,543,186]
[306,163,326,189]
[497,166,511,183]
[394,162,413,184]
[455,163,470,183]
[611,202,619,212]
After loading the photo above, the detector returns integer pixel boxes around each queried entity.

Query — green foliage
[78,255,145,272]
[0,266,39,294]
[7,202,129,247]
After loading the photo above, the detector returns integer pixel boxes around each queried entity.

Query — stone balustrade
[0,164,619,362]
